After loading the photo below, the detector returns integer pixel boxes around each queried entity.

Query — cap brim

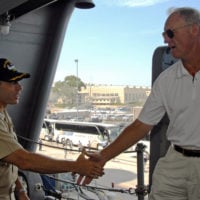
[9,72,30,82]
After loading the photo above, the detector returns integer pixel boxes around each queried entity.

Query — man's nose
[163,34,172,44]
[16,83,22,90]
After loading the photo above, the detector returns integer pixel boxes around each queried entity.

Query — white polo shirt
[138,60,200,149]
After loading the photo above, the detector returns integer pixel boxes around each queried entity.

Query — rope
[17,134,139,153]
[17,135,83,152]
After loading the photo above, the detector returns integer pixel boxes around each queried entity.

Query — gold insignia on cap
[3,59,16,71]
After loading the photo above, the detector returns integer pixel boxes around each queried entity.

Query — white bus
[41,119,121,149]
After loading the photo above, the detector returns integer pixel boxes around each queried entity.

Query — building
[79,84,151,106]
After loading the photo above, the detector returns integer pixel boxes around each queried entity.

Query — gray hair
[170,7,200,25]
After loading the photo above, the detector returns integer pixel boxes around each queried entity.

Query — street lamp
[74,59,79,120]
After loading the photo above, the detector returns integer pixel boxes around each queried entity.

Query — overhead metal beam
[8,0,59,19]
[0,0,28,15]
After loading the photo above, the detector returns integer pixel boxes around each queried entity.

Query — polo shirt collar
[176,60,190,79]
[176,60,200,80]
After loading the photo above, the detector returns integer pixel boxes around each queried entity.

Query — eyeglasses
[162,23,195,39]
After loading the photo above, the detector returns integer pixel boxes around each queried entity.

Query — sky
[54,0,200,87]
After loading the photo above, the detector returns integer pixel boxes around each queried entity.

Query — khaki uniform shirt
[0,110,23,199]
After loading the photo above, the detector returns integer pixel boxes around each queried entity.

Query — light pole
[74,59,79,120]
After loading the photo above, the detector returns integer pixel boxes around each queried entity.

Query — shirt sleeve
[138,75,166,125]
[0,119,23,159]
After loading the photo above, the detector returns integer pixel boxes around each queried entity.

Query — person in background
[63,144,67,159]
[79,7,200,200]
[0,58,104,200]
[38,138,43,151]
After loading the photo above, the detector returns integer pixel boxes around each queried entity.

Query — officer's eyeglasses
[162,23,195,39]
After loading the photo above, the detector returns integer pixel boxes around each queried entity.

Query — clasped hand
[76,149,105,185]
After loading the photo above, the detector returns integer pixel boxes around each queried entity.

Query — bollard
[135,143,148,200]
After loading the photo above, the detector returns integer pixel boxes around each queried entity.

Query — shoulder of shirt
[155,60,182,82]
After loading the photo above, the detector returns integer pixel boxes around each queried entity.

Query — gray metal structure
[0,0,90,152]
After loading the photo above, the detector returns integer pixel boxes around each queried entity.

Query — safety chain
[43,174,136,195]
[17,134,139,153]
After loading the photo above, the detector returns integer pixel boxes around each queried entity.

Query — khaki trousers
[0,184,16,200]
[149,146,200,200]
[0,192,15,200]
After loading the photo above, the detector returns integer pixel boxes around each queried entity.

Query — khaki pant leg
[10,192,16,200]
[149,146,188,200]
[186,156,200,200]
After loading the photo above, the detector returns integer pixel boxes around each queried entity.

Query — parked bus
[40,119,121,149]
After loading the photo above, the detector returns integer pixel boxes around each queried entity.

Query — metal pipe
[74,59,79,120]
[136,143,146,200]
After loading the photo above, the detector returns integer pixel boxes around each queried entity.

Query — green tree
[50,75,86,107]
[64,75,85,90]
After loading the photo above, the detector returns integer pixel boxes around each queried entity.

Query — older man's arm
[77,119,153,185]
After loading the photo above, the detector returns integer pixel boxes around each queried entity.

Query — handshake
[73,148,106,185]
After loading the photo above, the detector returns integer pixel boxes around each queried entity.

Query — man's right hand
[75,150,105,182]
[76,149,106,185]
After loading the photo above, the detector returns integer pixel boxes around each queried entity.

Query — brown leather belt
[174,145,200,157]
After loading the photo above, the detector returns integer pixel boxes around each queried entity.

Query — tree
[50,75,86,107]
[64,75,86,91]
